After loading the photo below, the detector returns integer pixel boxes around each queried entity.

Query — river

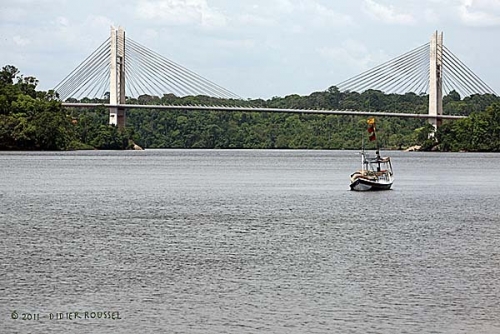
[1,150,499,333]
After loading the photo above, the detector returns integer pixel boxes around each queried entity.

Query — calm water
[1,150,499,333]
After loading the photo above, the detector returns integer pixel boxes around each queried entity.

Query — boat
[349,150,394,191]
[349,118,394,191]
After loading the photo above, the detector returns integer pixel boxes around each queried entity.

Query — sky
[1,0,500,99]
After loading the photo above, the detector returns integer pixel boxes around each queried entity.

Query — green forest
[1,65,500,151]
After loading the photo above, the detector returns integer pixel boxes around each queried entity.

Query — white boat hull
[350,177,393,191]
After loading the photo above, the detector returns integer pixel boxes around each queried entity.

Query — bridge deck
[61,103,465,120]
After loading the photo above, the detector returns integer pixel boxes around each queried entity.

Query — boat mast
[361,137,366,171]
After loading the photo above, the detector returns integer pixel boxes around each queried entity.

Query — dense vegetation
[1,65,500,151]
[0,65,72,150]
[115,88,500,151]
[436,102,500,151]
[123,90,433,150]
[0,65,130,150]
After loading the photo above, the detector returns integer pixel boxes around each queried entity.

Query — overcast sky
[1,0,500,99]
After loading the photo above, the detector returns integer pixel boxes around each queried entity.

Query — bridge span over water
[61,103,465,120]
[56,28,494,128]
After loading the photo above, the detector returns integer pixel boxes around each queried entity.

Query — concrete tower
[429,31,443,130]
[109,26,126,127]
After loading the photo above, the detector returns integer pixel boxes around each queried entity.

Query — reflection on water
[1,150,499,333]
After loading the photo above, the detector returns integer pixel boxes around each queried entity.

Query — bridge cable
[126,38,240,99]
[337,43,429,93]
[56,39,110,100]
[443,46,496,95]
[126,40,192,97]
[56,40,110,100]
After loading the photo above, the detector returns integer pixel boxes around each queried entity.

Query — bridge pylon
[109,26,126,128]
[428,31,443,130]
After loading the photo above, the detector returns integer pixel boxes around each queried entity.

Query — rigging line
[95,70,110,99]
[126,51,160,97]
[127,38,240,98]
[128,40,230,99]
[366,48,428,93]
[137,62,167,98]
[54,38,110,91]
[125,63,145,99]
[445,76,456,96]
[58,47,110,99]
[127,52,159,98]
[443,52,486,95]
[125,62,140,97]
[131,48,187,98]
[59,49,110,100]
[124,66,136,98]
[60,51,110,100]
[453,75,476,97]
[444,67,475,97]
[443,46,496,94]
[449,77,474,98]
[72,59,109,100]
[123,51,144,98]
[70,55,110,99]
[155,52,240,99]
[442,76,456,97]
[444,68,475,97]
[56,41,110,97]
[405,54,430,94]
[366,47,429,93]
[127,38,215,95]
[339,50,427,92]
[337,43,429,89]
[126,42,194,97]
[401,64,428,94]
[382,62,424,94]
[410,62,429,94]
[414,70,429,95]
[400,62,430,93]
[341,45,429,93]
[441,51,479,96]
[399,51,431,93]
[442,50,483,96]
[445,46,496,94]
[127,63,153,99]
[162,60,241,99]
[87,65,110,99]
[83,71,103,99]
[126,43,190,97]
[337,44,430,89]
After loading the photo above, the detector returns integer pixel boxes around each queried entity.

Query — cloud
[363,0,416,25]
[47,15,114,51]
[301,1,353,27]
[423,8,440,23]
[136,0,227,28]
[235,0,353,29]
[13,36,31,47]
[236,14,275,27]
[265,0,294,14]
[213,39,256,50]
[0,0,67,22]
[458,0,500,26]
[318,40,390,76]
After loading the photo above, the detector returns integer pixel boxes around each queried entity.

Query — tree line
[0,65,130,150]
[1,65,500,151]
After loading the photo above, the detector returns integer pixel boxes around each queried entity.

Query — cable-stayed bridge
[337,40,495,97]
[55,28,496,128]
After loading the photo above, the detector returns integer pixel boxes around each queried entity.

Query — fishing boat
[349,150,394,191]
[349,118,394,191]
